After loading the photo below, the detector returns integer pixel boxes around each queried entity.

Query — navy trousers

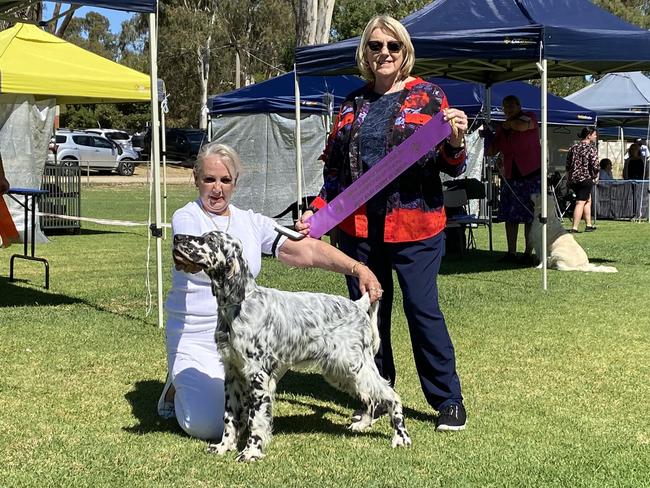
[338,230,463,411]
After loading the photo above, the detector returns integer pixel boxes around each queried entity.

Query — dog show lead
[158,142,383,443]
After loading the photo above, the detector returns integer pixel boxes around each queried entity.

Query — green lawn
[1,183,649,487]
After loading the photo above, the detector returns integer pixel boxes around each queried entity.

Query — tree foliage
[331,0,430,40]
[20,0,650,129]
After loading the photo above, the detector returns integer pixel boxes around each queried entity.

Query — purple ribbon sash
[307,112,452,238]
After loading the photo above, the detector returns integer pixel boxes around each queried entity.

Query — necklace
[200,201,231,233]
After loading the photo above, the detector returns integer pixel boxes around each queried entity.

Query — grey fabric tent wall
[210,113,326,225]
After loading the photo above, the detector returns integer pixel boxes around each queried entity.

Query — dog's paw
[236,447,265,463]
[348,418,373,432]
[391,432,412,448]
[207,440,236,455]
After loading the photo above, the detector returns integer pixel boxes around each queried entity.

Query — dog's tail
[368,297,380,355]
[582,264,618,273]
[356,293,381,354]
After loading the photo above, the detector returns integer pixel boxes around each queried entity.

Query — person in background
[0,155,9,195]
[158,142,382,441]
[598,158,613,181]
[297,15,469,431]
[637,138,648,160]
[488,95,541,264]
[623,143,646,180]
[566,127,599,232]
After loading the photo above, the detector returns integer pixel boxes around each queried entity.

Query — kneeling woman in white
[158,142,382,440]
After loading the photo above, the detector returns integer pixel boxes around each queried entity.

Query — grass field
[1,183,649,487]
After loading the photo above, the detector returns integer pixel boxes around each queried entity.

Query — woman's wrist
[447,135,465,149]
[350,261,366,276]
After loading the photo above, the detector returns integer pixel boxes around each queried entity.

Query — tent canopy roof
[208,73,365,115]
[295,0,650,83]
[566,72,650,127]
[432,78,595,126]
[0,23,150,103]
[209,71,594,126]
[566,72,650,111]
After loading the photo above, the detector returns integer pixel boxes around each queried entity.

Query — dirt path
[80,164,195,185]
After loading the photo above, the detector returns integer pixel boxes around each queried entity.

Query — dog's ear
[225,255,240,281]
[224,255,247,303]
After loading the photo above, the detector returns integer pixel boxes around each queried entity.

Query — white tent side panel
[0,94,56,243]
[210,112,326,225]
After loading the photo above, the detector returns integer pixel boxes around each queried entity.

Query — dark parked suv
[143,128,208,166]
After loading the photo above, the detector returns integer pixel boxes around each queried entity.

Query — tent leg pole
[484,86,493,252]
[149,13,164,328]
[294,66,304,220]
[540,58,548,291]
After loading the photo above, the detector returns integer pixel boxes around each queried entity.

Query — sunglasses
[366,40,403,53]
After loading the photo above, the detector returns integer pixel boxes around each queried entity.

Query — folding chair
[443,178,491,252]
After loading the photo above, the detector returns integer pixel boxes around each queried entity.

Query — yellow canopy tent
[0,23,150,104]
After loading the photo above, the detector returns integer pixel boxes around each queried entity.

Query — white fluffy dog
[530,193,617,273]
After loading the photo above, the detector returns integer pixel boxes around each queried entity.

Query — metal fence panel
[40,164,81,232]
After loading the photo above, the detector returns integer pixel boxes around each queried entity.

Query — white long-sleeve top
[164,200,286,332]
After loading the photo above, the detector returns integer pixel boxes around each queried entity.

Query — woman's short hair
[600,158,612,169]
[194,142,243,183]
[356,15,415,82]
[502,95,521,107]
[579,126,597,139]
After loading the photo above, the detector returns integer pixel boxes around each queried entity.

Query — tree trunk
[294,0,334,46]
[198,7,217,129]
[56,4,80,37]
[314,0,335,44]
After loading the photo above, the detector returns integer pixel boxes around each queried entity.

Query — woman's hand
[354,262,383,303]
[295,210,313,235]
[444,108,468,148]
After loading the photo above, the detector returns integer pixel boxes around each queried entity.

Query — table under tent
[207,73,365,225]
[295,0,650,289]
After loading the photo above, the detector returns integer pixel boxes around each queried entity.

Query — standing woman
[297,15,469,431]
[488,95,541,263]
[159,142,382,440]
[566,127,599,232]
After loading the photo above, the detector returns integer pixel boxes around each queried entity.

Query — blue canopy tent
[208,73,365,115]
[566,72,650,149]
[0,0,166,326]
[567,72,650,113]
[295,0,650,288]
[432,78,595,126]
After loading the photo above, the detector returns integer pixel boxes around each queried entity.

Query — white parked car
[85,128,133,150]
[48,131,140,176]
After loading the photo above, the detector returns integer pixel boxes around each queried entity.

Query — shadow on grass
[589,257,618,264]
[123,379,183,436]
[0,276,84,307]
[277,371,436,425]
[122,372,434,441]
[440,249,528,275]
[0,277,153,325]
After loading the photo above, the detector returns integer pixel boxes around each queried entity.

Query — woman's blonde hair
[355,15,415,82]
[194,142,243,184]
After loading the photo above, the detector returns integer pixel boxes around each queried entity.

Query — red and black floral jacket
[310,77,466,243]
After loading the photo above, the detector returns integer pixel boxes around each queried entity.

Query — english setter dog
[173,230,411,462]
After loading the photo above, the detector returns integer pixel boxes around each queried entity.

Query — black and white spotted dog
[173,230,411,462]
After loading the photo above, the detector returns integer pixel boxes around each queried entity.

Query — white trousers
[159,318,225,440]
